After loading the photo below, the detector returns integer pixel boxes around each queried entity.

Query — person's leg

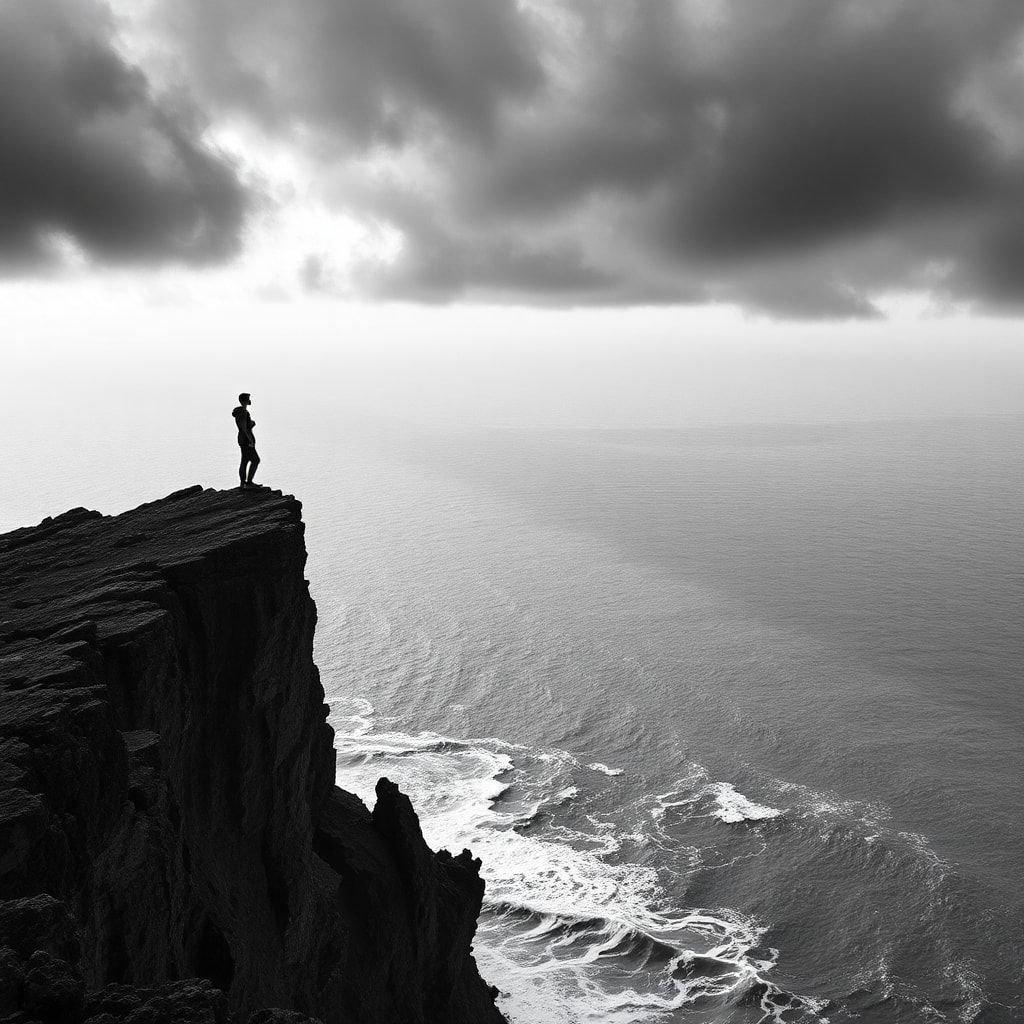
[246,449,260,485]
[239,448,249,486]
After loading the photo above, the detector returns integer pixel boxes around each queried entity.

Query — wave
[329,697,826,1024]
[767,776,957,881]
[707,782,783,824]
[477,900,819,1014]
[651,771,783,827]
[587,762,624,776]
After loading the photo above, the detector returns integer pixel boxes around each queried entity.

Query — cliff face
[0,486,504,1024]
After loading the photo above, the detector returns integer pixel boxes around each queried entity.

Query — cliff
[0,486,505,1024]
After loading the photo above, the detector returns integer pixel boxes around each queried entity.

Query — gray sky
[3,0,1024,316]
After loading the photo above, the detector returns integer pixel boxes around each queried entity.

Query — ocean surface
[4,333,1023,1022]
[301,415,1024,1024]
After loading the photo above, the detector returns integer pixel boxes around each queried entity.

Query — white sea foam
[650,764,709,822]
[771,777,892,827]
[945,957,985,1024]
[330,699,825,1024]
[768,777,953,881]
[330,695,375,738]
[650,770,782,827]
[587,762,624,776]
[708,782,783,824]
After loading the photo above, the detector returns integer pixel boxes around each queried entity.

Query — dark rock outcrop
[0,486,504,1024]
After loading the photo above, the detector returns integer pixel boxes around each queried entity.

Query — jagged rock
[247,1011,324,1024]
[22,950,85,1021]
[0,897,79,963]
[0,487,505,1024]
[83,979,229,1023]
[0,945,26,1012]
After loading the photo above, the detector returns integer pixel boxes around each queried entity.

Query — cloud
[26,0,1024,313]
[147,0,545,147]
[360,221,621,306]
[0,0,247,271]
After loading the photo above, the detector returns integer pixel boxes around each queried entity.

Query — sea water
[304,417,1024,1023]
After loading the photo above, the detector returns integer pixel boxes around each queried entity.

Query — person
[232,392,260,489]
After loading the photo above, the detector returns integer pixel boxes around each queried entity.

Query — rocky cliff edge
[0,486,505,1024]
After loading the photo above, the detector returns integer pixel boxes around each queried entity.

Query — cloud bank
[0,0,245,271]
[7,0,1024,314]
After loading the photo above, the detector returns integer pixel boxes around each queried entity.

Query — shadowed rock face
[0,486,504,1024]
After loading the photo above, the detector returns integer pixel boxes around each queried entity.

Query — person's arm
[245,414,256,445]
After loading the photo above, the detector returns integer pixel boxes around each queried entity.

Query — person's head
[238,392,251,407]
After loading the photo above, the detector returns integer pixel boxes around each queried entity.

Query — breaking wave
[329,697,826,1024]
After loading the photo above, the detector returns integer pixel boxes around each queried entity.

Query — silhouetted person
[232,392,260,488]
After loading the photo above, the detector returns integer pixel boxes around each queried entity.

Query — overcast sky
[2,0,1024,319]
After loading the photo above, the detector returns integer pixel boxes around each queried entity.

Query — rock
[0,945,26,1012]
[0,487,505,1024]
[22,950,85,1021]
[247,1011,324,1024]
[82,979,229,1023]
[0,897,79,962]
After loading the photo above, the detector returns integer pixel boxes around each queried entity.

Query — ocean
[305,415,1024,1023]
[4,330,1023,1022]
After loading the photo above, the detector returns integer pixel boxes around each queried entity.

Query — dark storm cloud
[0,0,246,270]
[668,21,990,259]
[46,0,1024,311]
[975,205,1024,301]
[358,208,620,304]
[450,0,1024,311]
[155,0,545,147]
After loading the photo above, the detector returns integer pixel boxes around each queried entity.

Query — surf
[329,697,826,1023]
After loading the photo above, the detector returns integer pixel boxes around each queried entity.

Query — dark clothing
[239,443,260,484]
[233,405,259,484]
[232,405,255,446]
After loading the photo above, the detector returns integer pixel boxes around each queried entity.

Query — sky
[2,0,1024,484]
[3,0,1024,317]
